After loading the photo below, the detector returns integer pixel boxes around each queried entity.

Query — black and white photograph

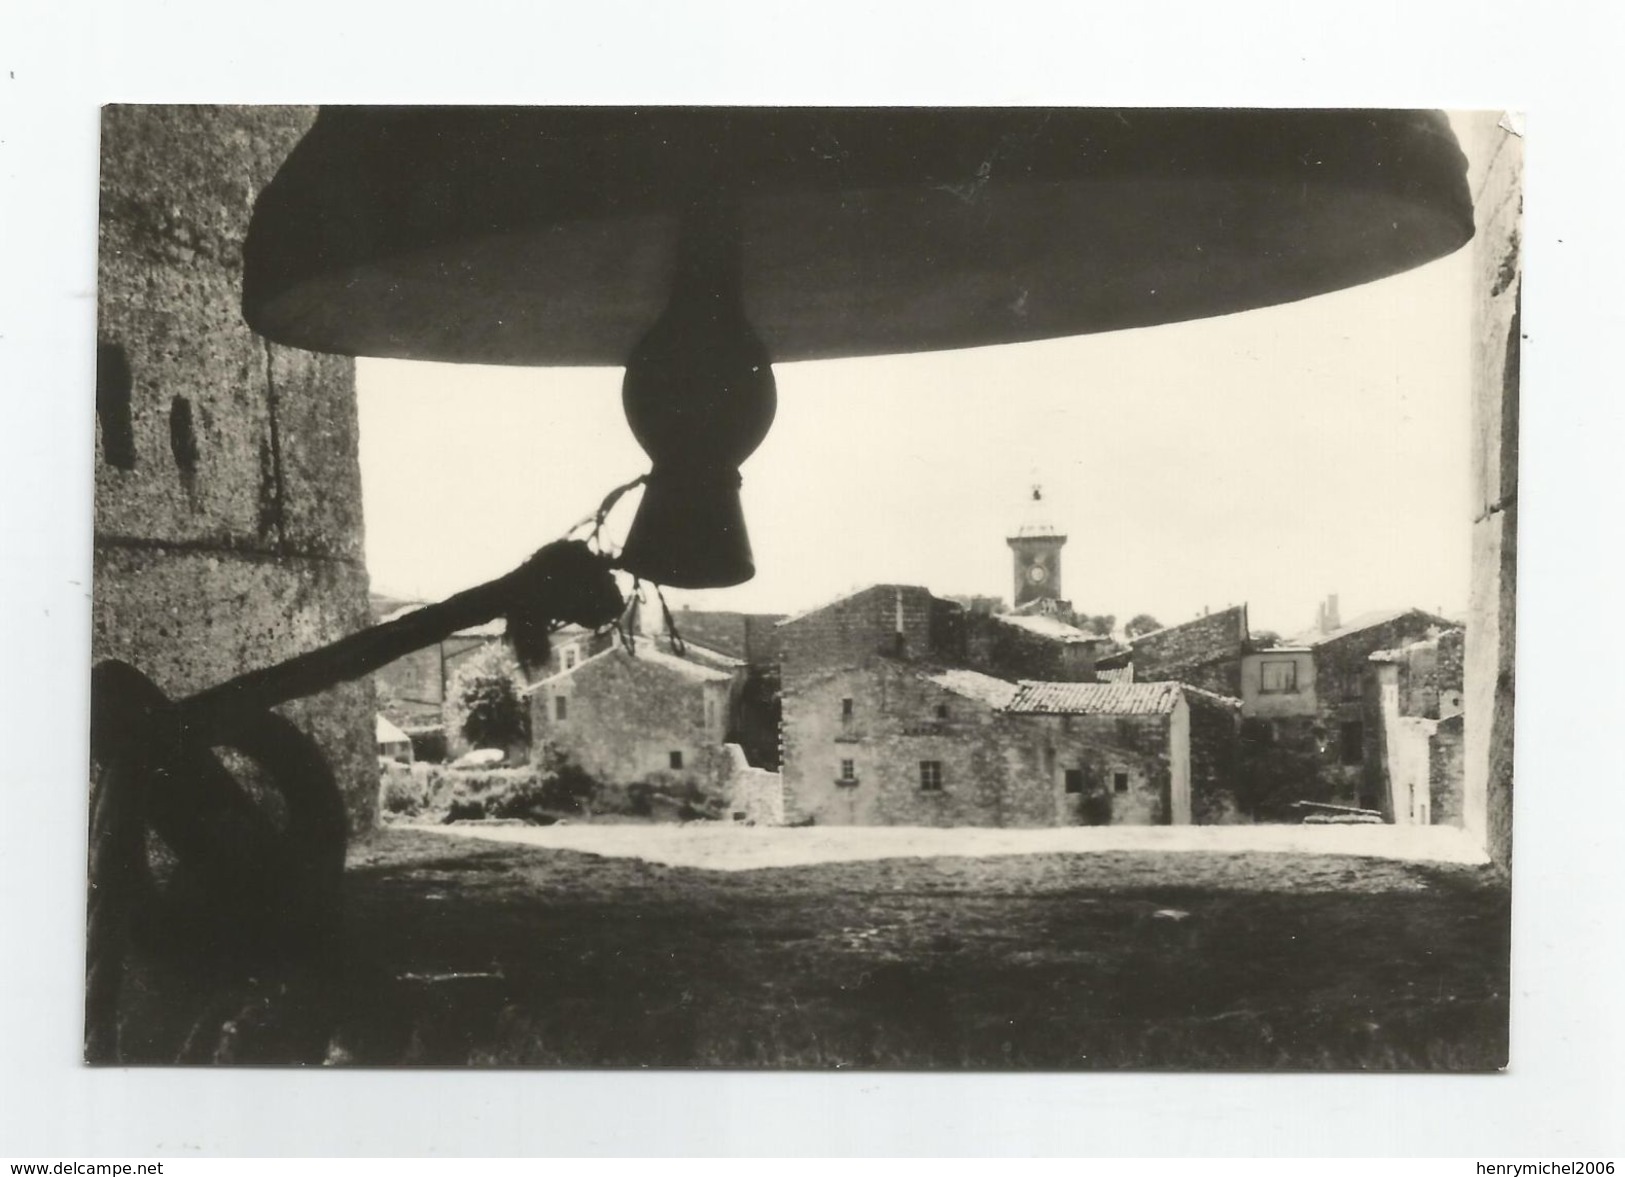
[8,2,1625,1158]
[82,104,1517,1071]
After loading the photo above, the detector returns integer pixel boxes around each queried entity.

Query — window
[934,703,949,719]
[1064,769,1085,795]
[554,694,568,721]
[839,758,856,781]
[1113,772,1130,794]
[564,648,577,669]
[1259,659,1298,694]
[704,697,716,729]
[669,750,684,770]
[1339,721,1364,766]
[841,697,854,721]
[919,761,944,791]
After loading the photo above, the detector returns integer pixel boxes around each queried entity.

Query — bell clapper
[618,202,778,590]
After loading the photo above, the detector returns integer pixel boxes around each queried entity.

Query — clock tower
[1007,485,1067,609]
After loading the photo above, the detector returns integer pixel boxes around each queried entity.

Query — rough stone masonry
[1458,112,1521,872]
[93,106,376,832]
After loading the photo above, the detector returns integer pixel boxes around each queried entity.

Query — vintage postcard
[86,106,1517,1069]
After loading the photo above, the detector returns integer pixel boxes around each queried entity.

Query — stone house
[526,637,743,792]
[777,584,1241,827]
[1114,604,1251,696]
[649,606,787,770]
[1097,595,1460,815]
[1237,605,1457,809]
[375,713,414,764]
[957,610,1109,682]
[369,601,505,739]
[1367,629,1466,826]
[718,744,786,826]
[658,606,786,666]
[1005,680,1243,826]
[547,622,619,676]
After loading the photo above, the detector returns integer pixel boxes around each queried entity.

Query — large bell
[242,107,1473,587]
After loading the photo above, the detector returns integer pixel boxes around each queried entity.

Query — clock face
[1027,563,1048,584]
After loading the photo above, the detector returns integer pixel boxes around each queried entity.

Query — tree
[1073,613,1116,638]
[1249,630,1283,650]
[1125,613,1163,638]
[447,643,530,751]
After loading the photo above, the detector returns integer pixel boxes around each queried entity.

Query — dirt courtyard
[115,823,1510,1070]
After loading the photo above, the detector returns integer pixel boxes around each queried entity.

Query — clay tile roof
[921,668,1020,709]
[1179,683,1245,710]
[1005,680,1184,715]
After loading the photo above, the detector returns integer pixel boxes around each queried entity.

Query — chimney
[1315,593,1340,635]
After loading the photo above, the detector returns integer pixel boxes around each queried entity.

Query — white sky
[358,145,1474,640]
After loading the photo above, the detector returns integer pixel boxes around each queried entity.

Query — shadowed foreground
[112,826,1509,1069]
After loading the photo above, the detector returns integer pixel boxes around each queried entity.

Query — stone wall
[530,650,735,791]
[1457,127,1520,870]
[1397,640,1443,718]
[782,661,1013,826]
[1187,691,1245,823]
[778,585,937,680]
[1315,613,1452,809]
[373,632,497,733]
[1430,714,1466,828]
[731,665,783,771]
[1389,716,1437,824]
[1374,628,1466,726]
[1370,660,1466,830]
[1130,605,1249,696]
[1314,613,1452,718]
[721,745,786,825]
[94,105,376,833]
[956,612,1099,682]
[665,609,786,666]
[781,660,1179,827]
[1437,627,1465,698]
